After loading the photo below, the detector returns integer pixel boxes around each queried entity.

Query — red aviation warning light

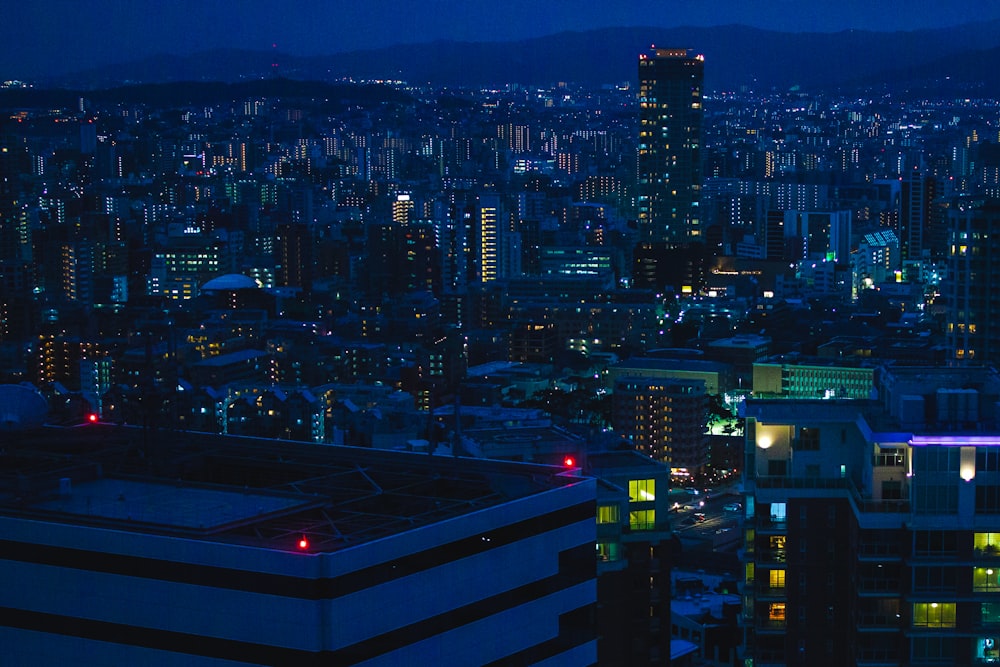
[298,536,309,550]
[87,413,99,423]
[563,456,576,468]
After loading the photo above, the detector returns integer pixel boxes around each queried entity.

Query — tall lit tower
[946,197,1000,363]
[637,48,705,244]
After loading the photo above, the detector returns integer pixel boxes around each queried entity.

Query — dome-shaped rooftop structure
[0,384,49,432]
[202,274,261,291]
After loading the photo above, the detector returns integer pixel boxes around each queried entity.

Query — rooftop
[611,357,730,373]
[2,425,584,553]
[201,273,260,291]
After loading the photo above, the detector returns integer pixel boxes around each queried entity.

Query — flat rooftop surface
[33,478,318,533]
[2,425,582,552]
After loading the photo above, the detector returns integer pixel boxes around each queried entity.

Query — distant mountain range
[32,22,1000,95]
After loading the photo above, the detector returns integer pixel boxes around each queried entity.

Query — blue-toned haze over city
[6,0,1000,78]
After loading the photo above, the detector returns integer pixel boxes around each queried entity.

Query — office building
[752,354,878,400]
[0,426,597,666]
[637,48,705,245]
[608,356,734,396]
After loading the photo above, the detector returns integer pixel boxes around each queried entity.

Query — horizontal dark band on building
[330,546,595,663]
[0,501,593,600]
[0,546,595,665]
[482,602,597,667]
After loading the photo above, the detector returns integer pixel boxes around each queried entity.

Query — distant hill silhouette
[0,79,414,110]
[37,22,1000,94]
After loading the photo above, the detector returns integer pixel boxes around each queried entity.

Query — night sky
[5,0,1000,79]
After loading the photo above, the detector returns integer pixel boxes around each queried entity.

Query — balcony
[756,584,786,599]
[857,543,903,561]
[755,475,852,491]
[757,548,787,565]
[754,475,911,514]
[857,577,901,595]
[855,498,911,513]
[756,517,787,532]
[855,649,901,666]
[856,612,902,630]
[751,657,788,667]
[755,616,787,633]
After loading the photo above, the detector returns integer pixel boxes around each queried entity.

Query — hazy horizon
[6,1,1000,80]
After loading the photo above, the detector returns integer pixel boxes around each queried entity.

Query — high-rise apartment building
[741,365,1000,666]
[612,376,709,474]
[474,193,520,282]
[900,162,945,272]
[945,197,1000,364]
[637,48,705,244]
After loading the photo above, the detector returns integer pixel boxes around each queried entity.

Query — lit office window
[629,509,655,531]
[912,602,956,628]
[974,567,1000,592]
[629,479,656,502]
[597,504,620,525]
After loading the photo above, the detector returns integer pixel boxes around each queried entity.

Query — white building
[1,427,597,666]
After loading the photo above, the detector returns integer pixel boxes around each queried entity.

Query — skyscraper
[946,197,1000,363]
[637,48,705,244]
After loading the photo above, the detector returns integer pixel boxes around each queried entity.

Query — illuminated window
[768,602,786,622]
[628,479,656,502]
[977,636,1000,662]
[977,533,1000,555]
[597,504,620,525]
[596,542,620,562]
[769,503,786,522]
[630,509,655,531]
[769,569,785,589]
[912,602,956,628]
[974,567,1000,592]
[983,603,1000,626]
[745,562,755,584]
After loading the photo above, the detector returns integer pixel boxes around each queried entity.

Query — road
[672,485,743,545]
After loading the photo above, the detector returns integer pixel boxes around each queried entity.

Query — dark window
[914,531,958,555]
[979,449,1000,472]
[882,480,903,500]
[796,427,820,451]
[913,566,958,592]
[913,483,958,514]
[977,485,1000,514]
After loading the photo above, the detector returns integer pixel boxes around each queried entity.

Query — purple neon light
[909,435,1000,446]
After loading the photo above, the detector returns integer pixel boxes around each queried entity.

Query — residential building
[637,48,705,244]
[945,197,1000,364]
[613,375,709,473]
[740,365,1000,666]
[588,450,674,667]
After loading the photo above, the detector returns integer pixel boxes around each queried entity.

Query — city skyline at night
[5,3,1000,665]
